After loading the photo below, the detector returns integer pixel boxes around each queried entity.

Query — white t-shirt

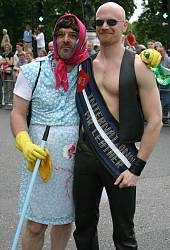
[13,71,32,101]
[35,32,45,48]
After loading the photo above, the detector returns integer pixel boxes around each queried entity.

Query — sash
[76,58,138,178]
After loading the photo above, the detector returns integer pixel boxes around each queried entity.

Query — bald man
[73,2,162,249]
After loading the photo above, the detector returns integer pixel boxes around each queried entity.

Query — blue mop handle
[11,126,50,250]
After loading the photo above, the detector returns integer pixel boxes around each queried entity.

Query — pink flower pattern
[54,165,73,199]
[53,143,77,199]
[63,143,76,160]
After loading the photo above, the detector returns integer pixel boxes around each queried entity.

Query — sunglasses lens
[96,19,118,27]
[107,19,117,26]
[96,20,104,26]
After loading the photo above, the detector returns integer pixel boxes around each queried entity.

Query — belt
[24,41,32,43]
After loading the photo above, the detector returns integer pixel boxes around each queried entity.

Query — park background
[0,0,169,52]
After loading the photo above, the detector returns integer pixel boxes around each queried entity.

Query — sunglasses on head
[96,19,124,27]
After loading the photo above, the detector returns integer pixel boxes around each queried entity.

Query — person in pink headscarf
[10,14,88,250]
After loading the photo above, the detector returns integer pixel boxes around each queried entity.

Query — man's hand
[140,49,162,68]
[114,170,138,188]
[15,131,47,162]
[28,148,52,182]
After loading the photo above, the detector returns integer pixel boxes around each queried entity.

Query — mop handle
[11,126,50,250]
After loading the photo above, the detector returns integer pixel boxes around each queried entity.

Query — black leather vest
[80,49,144,143]
[119,49,144,143]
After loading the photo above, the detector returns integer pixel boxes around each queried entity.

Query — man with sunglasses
[73,2,162,250]
[10,14,88,250]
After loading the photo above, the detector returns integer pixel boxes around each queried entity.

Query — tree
[161,0,168,23]
[0,0,135,51]
[0,0,33,47]
[132,0,168,48]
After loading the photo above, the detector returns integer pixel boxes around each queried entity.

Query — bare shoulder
[134,54,156,89]
[135,53,152,74]
[92,54,103,71]
[93,53,100,65]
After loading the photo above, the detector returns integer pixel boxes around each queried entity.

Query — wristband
[129,157,146,176]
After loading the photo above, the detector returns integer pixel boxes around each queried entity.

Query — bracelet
[129,157,146,176]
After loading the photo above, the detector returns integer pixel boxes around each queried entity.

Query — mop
[11,125,50,250]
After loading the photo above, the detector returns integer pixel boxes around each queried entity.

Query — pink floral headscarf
[53,13,88,91]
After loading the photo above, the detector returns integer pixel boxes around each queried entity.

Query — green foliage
[133,0,168,48]
[0,0,33,47]
[0,0,135,51]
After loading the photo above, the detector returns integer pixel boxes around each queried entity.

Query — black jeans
[73,134,137,250]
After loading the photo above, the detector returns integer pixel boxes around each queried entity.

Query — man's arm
[10,94,30,136]
[135,55,163,161]
[115,55,163,188]
[10,95,47,162]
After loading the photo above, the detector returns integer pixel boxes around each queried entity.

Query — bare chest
[93,63,120,96]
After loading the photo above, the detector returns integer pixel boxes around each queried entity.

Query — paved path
[0,108,170,250]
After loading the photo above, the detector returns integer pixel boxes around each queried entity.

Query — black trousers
[73,134,137,250]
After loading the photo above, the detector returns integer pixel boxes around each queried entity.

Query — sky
[129,0,144,23]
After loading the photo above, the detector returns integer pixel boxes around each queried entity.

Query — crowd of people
[0,25,53,109]
[0,22,170,122]
[0,2,168,250]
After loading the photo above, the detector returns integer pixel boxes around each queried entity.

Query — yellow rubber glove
[140,49,162,68]
[28,149,52,182]
[15,131,47,162]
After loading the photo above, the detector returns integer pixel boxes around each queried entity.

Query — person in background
[1,29,10,50]
[126,30,136,49]
[33,25,45,57]
[154,41,163,50]
[146,40,155,49]
[1,42,14,109]
[94,44,100,53]
[14,42,25,66]
[73,2,162,250]
[23,25,32,52]
[155,45,170,124]
[13,52,27,78]
[25,51,34,63]
[10,14,88,250]
[135,42,146,55]
[87,41,96,56]
[39,48,47,57]
[156,45,170,68]
[48,41,54,54]
[92,37,100,53]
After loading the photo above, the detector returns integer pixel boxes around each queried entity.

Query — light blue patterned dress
[18,55,79,225]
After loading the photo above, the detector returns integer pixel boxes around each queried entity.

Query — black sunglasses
[96,19,124,27]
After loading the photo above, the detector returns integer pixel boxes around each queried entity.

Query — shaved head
[96,2,126,21]
[95,1,128,45]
